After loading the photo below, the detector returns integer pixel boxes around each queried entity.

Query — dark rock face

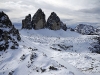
[32,9,46,30]
[75,24,95,35]
[22,9,67,31]
[0,11,21,51]
[96,26,100,35]
[61,21,67,31]
[90,36,100,54]
[22,14,32,29]
[0,11,12,28]
[47,12,67,31]
[47,12,61,30]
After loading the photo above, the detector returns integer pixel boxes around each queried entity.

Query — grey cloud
[0,0,100,27]
[79,7,100,15]
[0,8,11,12]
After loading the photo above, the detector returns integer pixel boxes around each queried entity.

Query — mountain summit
[0,11,21,51]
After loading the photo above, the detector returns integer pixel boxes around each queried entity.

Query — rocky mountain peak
[36,8,42,13]
[32,8,46,30]
[0,11,12,28]
[22,14,32,29]
[22,9,67,31]
[47,12,67,30]
[0,11,21,51]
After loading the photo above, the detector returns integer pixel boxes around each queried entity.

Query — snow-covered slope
[0,28,100,75]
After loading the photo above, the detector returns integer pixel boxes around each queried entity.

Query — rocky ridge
[0,11,21,51]
[22,9,67,31]
[75,24,95,35]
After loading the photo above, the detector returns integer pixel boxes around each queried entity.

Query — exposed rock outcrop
[61,21,67,31]
[22,9,67,30]
[0,11,12,28]
[47,12,67,31]
[75,24,95,35]
[22,14,32,29]
[0,11,21,51]
[32,9,46,30]
[96,26,100,35]
[90,36,100,54]
[47,12,61,30]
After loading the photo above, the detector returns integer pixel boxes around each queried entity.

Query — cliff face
[22,9,67,31]
[0,11,21,51]
[22,14,32,29]
[32,9,46,30]
[47,12,61,30]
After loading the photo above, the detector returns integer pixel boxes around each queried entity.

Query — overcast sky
[0,0,100,26]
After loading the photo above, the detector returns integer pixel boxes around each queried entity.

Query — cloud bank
[0,0,100,26]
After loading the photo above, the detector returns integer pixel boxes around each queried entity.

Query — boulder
[22,14,32,29]
[0,11,21,51]
[75,24,95,35]
[32,9,46,30]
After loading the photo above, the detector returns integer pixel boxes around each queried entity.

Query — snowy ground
[0,28,100,75]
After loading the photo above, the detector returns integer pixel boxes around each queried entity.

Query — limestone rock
[96,26,100,35]
[0,11,21,51]
[90,36,100,54]
[61,21,67,31]
[47,12,67,30]
[0,11,12,28]
[47,12,61,30]
[32,9,46,30]
[75,24,95,35]
[22,14,32,29]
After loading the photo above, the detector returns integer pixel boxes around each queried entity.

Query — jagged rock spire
[0,11,12,28]
[22,14,32,29]
[47,12,61,30]
[32,8,46,30]
[22,9,67,31]
[47,12,67,31]
[0,11,21,51]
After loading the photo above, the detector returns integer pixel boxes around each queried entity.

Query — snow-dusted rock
[22,14,32,29]
[0,11,21,51]
[0,11,12,28]
[75,24,95,35]
[96,26,100,35]
[32,9,46,30]
[90,36,100,54]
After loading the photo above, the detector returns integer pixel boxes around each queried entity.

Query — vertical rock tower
[47,12,61,30]
[22,14,32,29]
[47,12,67,31]
[32,9,46,30]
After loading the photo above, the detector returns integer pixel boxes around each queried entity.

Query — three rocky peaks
[0,9,99,52]
[22,9,67,31]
